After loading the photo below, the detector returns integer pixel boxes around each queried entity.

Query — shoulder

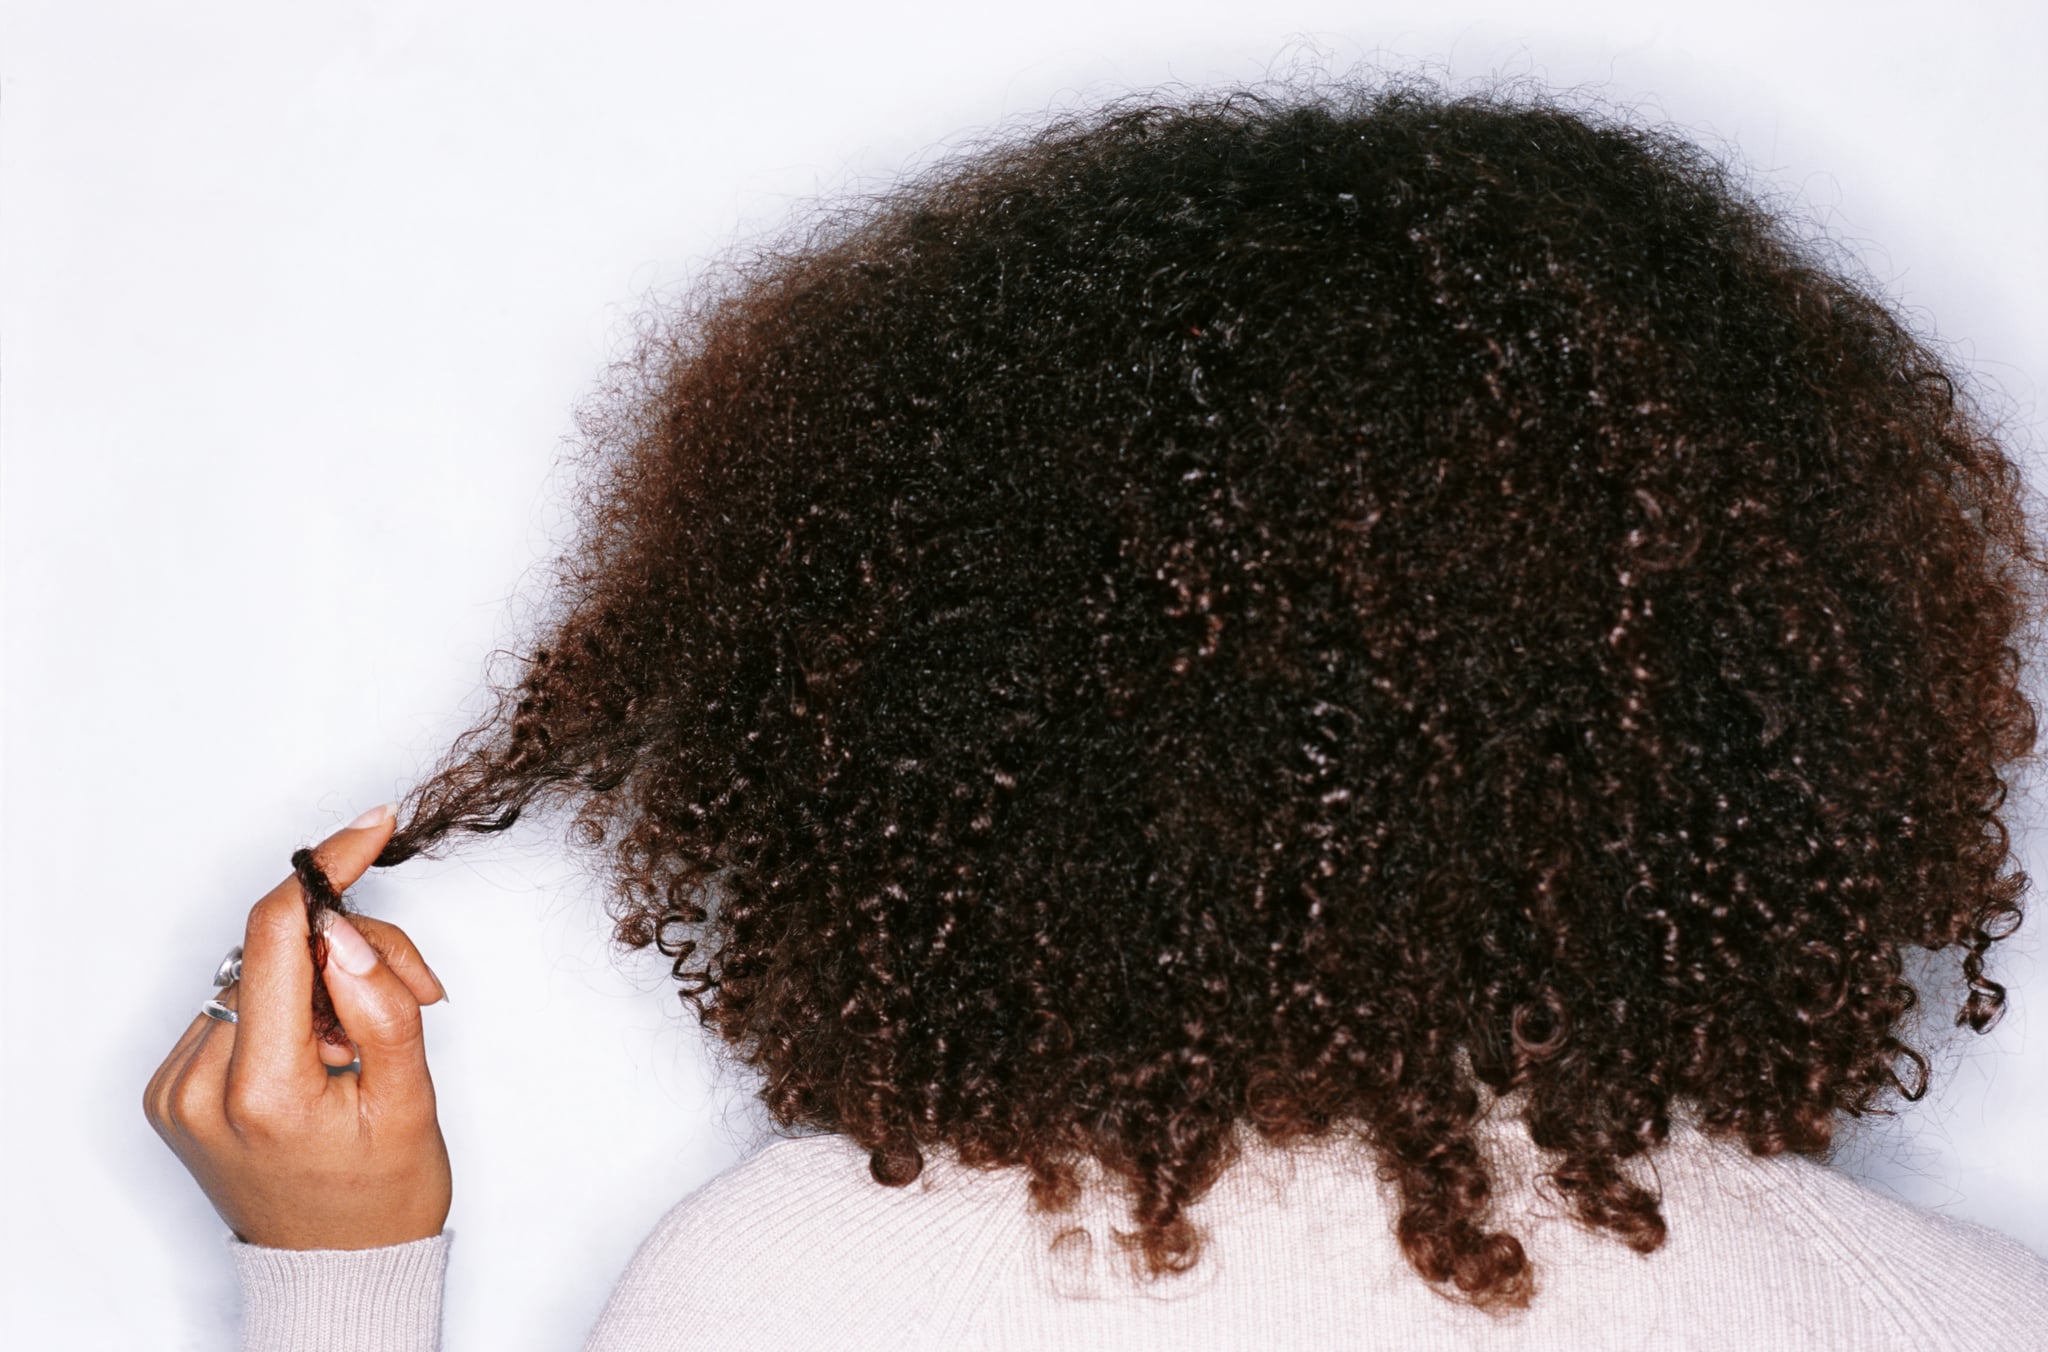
[639,1131,1031,1254]
[580,1133,1032,1352]
[1644,1127,2048,1349]
[637,1132,885,1239]
[1778,1147,2048,1301]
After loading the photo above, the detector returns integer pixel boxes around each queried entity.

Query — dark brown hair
[364,71,2048,1309]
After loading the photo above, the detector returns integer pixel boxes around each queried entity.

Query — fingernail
[323,915,380,976]
[424,961,451,1004]
[346,802,396,830]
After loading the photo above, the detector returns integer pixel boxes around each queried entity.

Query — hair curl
[367,70,2048,1310]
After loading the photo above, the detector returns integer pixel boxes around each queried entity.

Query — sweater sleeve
[226,1229,452,1352]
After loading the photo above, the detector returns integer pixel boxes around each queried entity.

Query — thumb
[309,802,401,892]
[320,912,431,1097]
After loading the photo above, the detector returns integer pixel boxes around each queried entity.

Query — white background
[4,2,2044,1347]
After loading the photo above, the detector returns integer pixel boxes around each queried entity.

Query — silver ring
[201,944,244,1022]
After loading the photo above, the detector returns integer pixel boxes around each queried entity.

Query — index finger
[226,804,400,1101]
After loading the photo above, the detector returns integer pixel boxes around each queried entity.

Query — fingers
[308,917,443,1067]
[145,989,232,1140]
[349,914,449,1007]
[319,913,433,1107]
[146,982,238,1142]
[311,918,442,1066]
[306,802,401,894]
[318,1029,361,1068]
[228,805,401,1101]
[226,870,319,1097]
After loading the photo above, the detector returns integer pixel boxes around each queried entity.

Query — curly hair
[364,70,2048,1310]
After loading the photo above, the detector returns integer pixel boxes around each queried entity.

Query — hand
[143,804,453,1250]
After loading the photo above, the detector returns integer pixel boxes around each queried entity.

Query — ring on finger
[201,944,244,1023]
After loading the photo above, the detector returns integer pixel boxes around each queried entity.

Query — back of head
[378,71,2048,1310]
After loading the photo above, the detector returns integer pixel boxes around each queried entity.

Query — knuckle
[353,1004,426,1060]
[377,1005,426,1048]
[145,1069,180,1129]
[353,916,419,964]
[222,1082,295,1134]
[166,1074,216,1127]
[248,890,305,943]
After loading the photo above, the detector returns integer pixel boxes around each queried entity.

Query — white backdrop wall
[3,2,2043,1348]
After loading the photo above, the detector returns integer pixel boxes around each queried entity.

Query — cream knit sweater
[226,1102,2048,1351]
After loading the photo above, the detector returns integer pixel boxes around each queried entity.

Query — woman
[143,73,2048,1348]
